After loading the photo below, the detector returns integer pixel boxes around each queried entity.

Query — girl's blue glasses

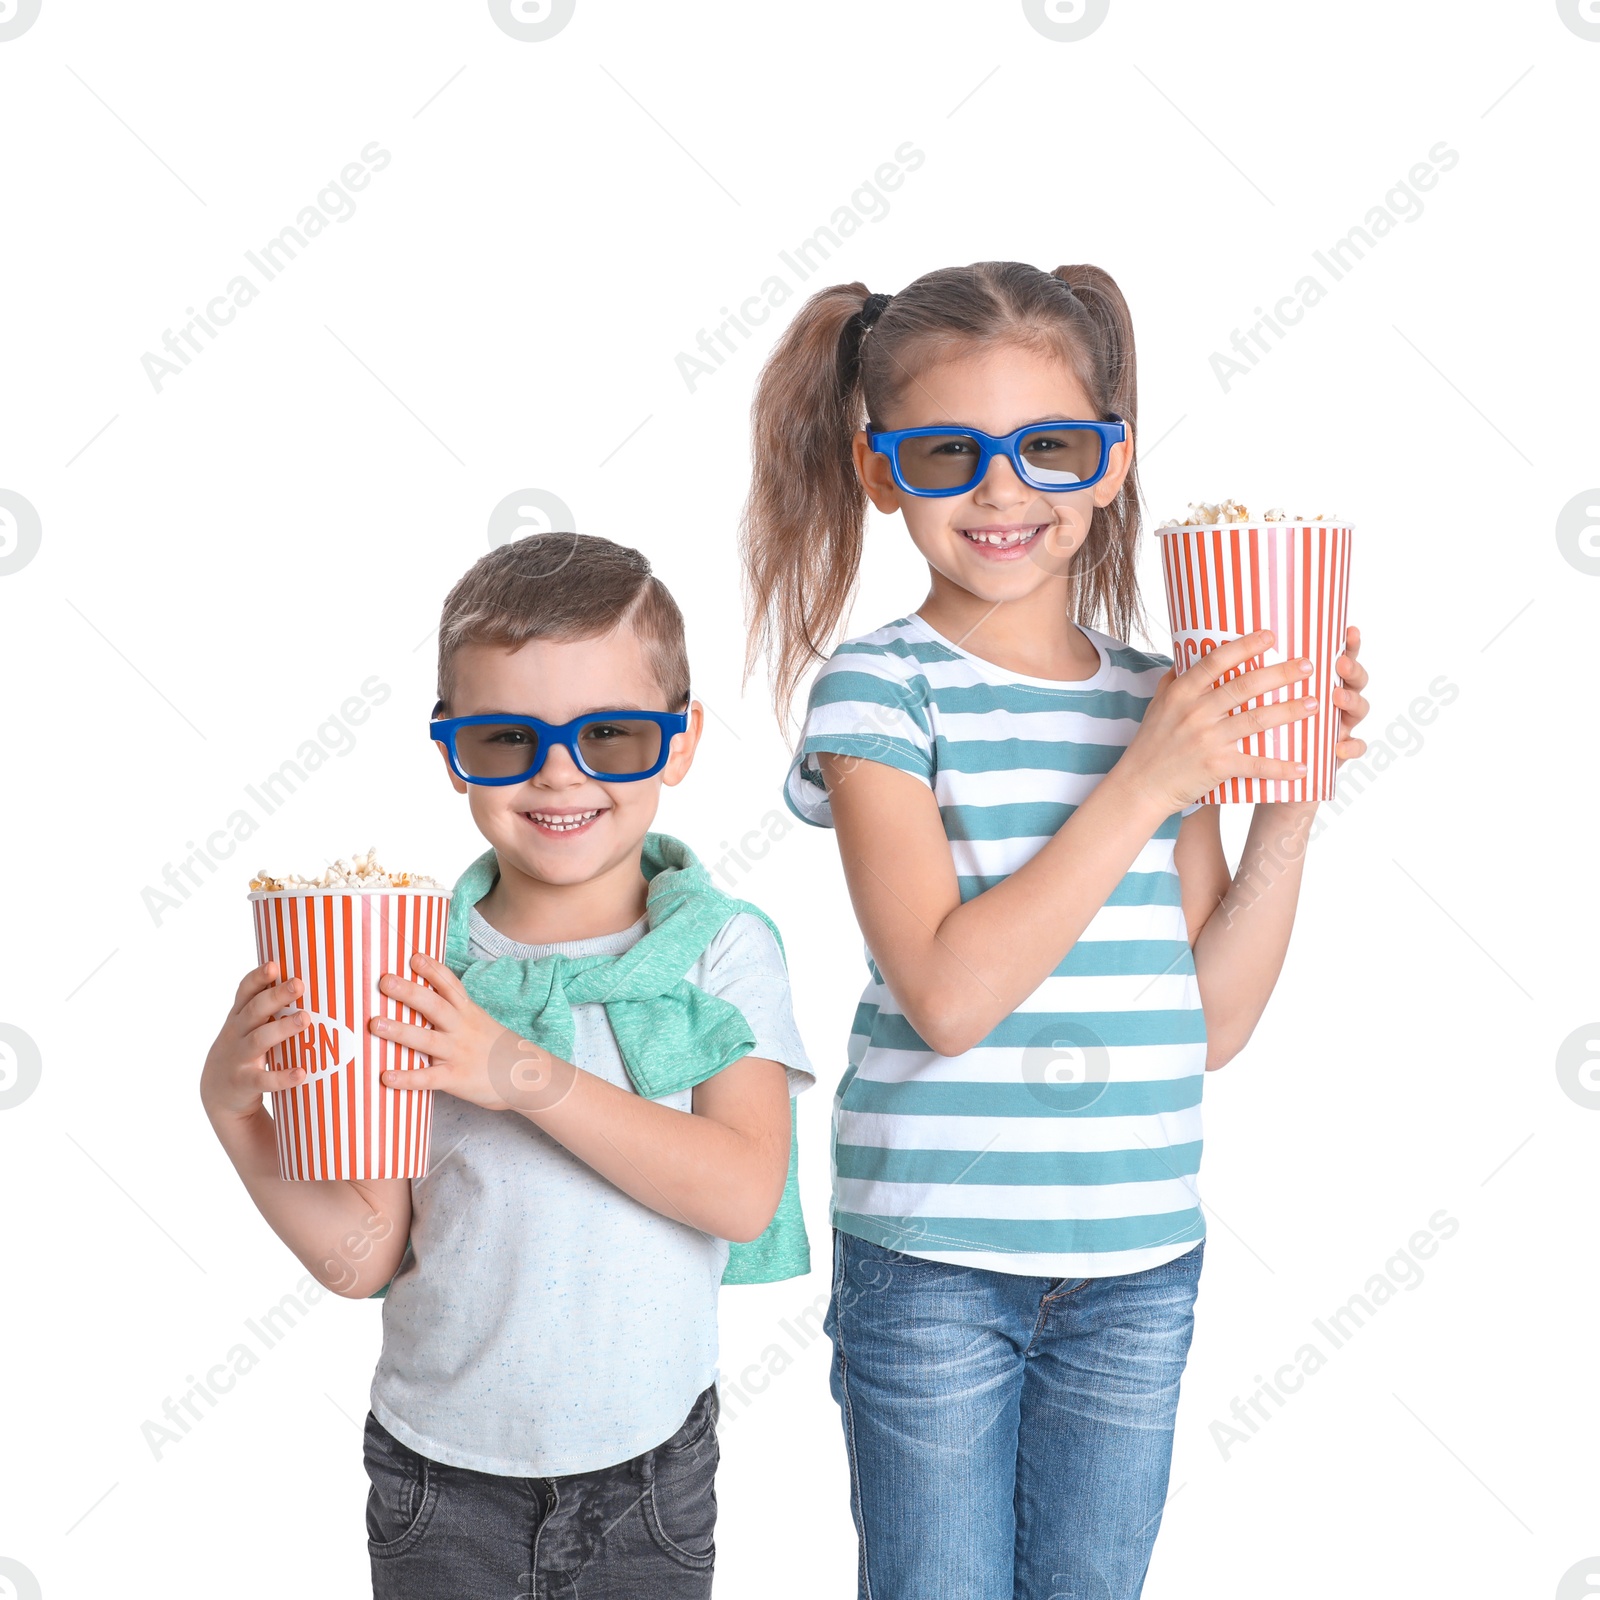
[866,417,1126,498]
[431,707,690,785]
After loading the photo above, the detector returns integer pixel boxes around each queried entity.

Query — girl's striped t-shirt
[784,611,1206,1279]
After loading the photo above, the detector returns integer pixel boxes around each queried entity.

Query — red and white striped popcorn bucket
[248,888,451,1180]
[1157,523,1353,803]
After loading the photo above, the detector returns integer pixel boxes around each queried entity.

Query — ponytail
[740,281,874,728]
[1049,263,1147,651]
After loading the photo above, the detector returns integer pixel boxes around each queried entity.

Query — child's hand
[201,962,310,1123]
[1120,630,1318,813]
[1332,624,1370,763]
[373,954,559,1114]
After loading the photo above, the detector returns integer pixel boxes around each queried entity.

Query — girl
[740,261,1370,1600]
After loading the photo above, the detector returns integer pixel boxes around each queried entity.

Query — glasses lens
[576,719,664,776]
[453,721,541,780]
[893,432,985,492]
[1016,426,1104,490]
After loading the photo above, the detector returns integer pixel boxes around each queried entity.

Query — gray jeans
[364,1385,719,1599]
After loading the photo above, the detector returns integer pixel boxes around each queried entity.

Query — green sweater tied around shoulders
[370,832,808,1296]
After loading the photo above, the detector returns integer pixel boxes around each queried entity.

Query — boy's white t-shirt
[368,905,814,1477]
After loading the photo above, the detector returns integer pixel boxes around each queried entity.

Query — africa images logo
[0,489,42,576]
[487,0,575,42]
[0,0,41,42]
[1022,0,1110,41]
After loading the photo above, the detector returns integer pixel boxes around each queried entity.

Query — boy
[201,533,814,1598]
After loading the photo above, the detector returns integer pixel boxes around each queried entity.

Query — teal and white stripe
[785,613,1207,1278]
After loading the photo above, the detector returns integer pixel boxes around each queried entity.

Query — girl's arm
[819,752,1176,1056]
[202,963,412,1298]
[817,630,1317,1057]
[1174,802,1317,1070]
[1174,625,1371,1069]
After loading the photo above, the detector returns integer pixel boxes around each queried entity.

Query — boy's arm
[519,1052,791,1243]
[370,954,791,1242]
[203,962,411,1298]
[207,1107,413,1296]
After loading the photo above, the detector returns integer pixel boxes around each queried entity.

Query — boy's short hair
[436,534,690,715]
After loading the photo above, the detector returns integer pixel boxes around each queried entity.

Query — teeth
[528,810,599,832]
[965,527,1040,547]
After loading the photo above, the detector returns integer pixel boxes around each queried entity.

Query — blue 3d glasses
[866,417,1126,497]
[431,705,690,785]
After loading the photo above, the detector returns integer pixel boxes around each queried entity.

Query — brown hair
[740,260,1146,724]
[436,533,690,714]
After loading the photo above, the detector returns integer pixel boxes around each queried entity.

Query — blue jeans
[825,1231,1204,1600]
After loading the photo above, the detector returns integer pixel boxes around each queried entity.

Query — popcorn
[249,847,442,893]
[1156,500,1337,528]
[249,848,449,1181]
[1155,514,1353,805]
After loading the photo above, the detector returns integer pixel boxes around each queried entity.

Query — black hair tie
[839,292,892,387]
[860,292,892,328]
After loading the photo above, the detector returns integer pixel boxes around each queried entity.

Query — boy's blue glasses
[866,417,1126,498]
[431,706,690,785]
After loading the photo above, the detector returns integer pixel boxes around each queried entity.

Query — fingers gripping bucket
[1157,523,1353,804]
[248,888,452,1180]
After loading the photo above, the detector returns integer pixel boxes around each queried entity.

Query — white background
[2,2,1596,1596]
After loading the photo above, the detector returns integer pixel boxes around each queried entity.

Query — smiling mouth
[521,808,604,835]
[960,525,1045,550]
